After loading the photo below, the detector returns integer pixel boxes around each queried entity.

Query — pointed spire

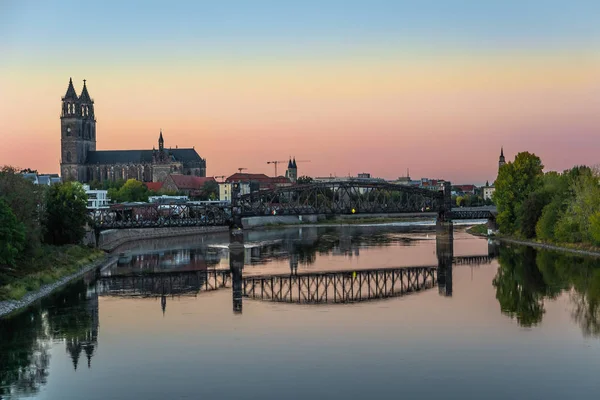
[158,129,164,151]
[292,158,297,169]
[79,79,92,103]
[288,158,293,169]
[63,77,78,100]
[500,147,504,157]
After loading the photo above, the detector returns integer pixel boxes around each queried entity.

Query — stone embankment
[0,256,117,318]
[95,226,229,251]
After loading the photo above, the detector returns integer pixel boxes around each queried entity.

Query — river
[1,224,600,399]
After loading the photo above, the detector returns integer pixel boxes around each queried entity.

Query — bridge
[89,181,496,231]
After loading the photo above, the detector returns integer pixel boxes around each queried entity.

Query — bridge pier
[436,221,453,297]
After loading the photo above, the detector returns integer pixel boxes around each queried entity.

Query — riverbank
[0,246,114,318]
[467,224,600,258]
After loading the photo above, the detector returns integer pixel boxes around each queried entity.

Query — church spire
[63,77,78,100]
[498,146,506,170]
[79,79,91,102]
[158,129,164,151]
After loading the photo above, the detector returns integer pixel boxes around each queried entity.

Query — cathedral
[60,78,206,183]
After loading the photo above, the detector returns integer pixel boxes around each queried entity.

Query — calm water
[2,225,600,399]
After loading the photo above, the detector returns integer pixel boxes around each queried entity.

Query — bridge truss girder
[90,204,231,230]
[243,267,437,304]
[238,182,445,217]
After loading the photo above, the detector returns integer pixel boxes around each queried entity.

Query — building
[161,175,216,197]
[452,184,477,195]
[225,173,291,189]
[22,173,61,186]
[285,158,298,183]
[498,147,506,170]
[82,184,110,210]
[483,186,495,201]
[219,181,251,202]
[59,78,206,183]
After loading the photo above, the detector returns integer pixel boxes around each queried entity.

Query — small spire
[63,77,78,100]
[500,147,504,157]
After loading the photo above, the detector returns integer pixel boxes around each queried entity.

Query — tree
[494,152,544,234]
[0,166,44,252]
[118,179,150,202]
[201,180,219,200]
[0,199,26,268]
[297,176,313,185]
[43,182,88,245]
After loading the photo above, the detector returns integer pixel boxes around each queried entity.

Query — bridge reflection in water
[94,222,494,313]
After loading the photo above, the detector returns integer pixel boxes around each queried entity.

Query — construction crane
[266,160,287,177]
[237,168,247,173]
[267,159,312,176]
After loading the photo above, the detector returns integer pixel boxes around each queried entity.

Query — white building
[83,184,110,210]
[483,186,495,201]
[219,182,251,202]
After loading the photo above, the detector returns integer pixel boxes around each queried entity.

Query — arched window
[66,152,72,162]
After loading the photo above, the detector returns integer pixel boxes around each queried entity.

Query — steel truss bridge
[244,267,436,304]
[88,181,497,230]
[237,182,444,217]
[96,266,440,303]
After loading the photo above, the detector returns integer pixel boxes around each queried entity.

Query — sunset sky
[1,1,599,183]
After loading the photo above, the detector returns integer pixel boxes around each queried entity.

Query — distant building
[285,158,298,183]
[148,194,189,204]
[483,186,495,201]
[145,181,164,192]
[498,147,506,171]
[452,185,477,195]
[225,173,291,190]
[82,184,110,210]
[21,173,61,186]
[161,175,216,197]
[219,182,251,202]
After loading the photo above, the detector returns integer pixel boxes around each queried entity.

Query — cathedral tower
[60,78,96,182]
[286,157,298,183]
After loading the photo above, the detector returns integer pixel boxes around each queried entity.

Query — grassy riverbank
[466,223,600,257]
[0,245,105,301]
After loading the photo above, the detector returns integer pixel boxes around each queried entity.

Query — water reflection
[0,275,99,398]
[4,226,600,400]
[494,244,600,336]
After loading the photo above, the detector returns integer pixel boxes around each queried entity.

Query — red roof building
[145,181,164,192]
[162,175,216,196]
[225,173,291,190]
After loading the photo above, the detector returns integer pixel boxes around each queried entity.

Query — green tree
[118,179,150,202]
[43,182,89,245]
[201,180,219,200]
[494,152,544,234]
[0,166,44,252]
[493,246,549,327]
[297,176,313,185]
[0,199,26,268]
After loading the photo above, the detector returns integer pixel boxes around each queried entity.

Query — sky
[1,0,599,184]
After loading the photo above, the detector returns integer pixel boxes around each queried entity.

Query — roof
[145,182,164,191]
[63,77,78,100]
[79,80,92,103]
[226,173,272,183]
[452,184,476,191]
[85,148,203,165]
[37,176,51,185]
[168,175,215,190]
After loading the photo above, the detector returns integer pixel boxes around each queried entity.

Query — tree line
[494,152,600,245]
[0,166,89,274]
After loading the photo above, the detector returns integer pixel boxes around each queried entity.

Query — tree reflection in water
[0,277,99,398]
[494,244,600,336]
